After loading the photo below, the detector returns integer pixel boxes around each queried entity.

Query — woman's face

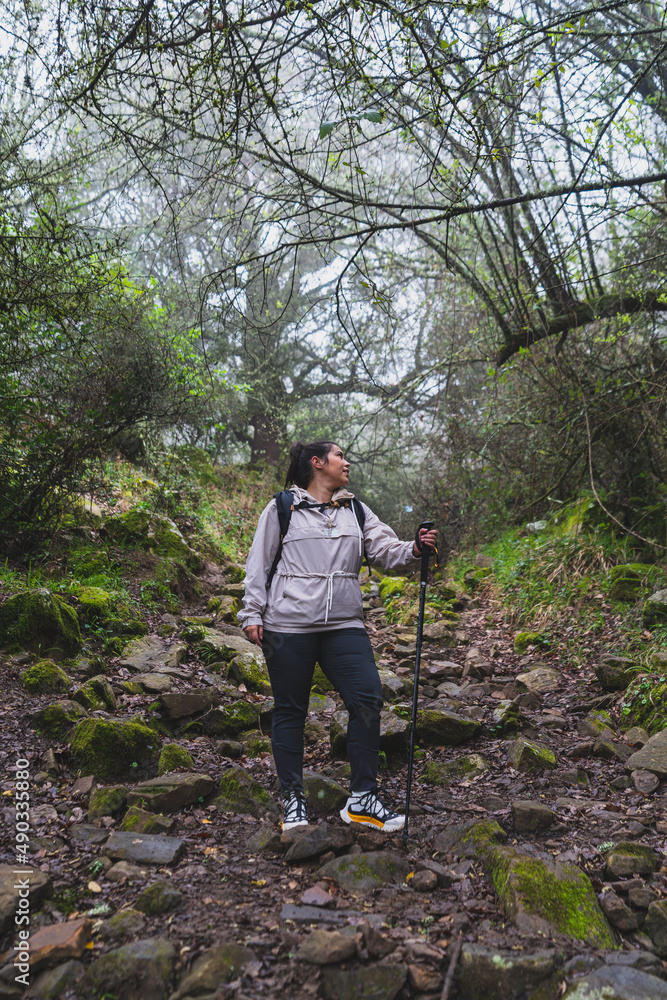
[313,444,350,488]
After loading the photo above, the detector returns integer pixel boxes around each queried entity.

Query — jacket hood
[289,485,356,504]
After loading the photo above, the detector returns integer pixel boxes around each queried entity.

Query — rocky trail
[2,563,667,1000]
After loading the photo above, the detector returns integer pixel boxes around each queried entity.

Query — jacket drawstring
[281,571,358,624]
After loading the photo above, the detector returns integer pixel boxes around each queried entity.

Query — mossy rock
[88,785,129,819]
[514,631,548,655]
[416,708,481,746]
[643,589,667,629]
[226,654,272,694]
[31,699,87,739]
[608,563,657,603]
[508,738,557,772]
[463,567,492,592]
[312,663,334,693]
[71,717,159,780]
[119,806,174,835]
[188,701,261,738]
[73,676,117,712]
[158,744,194,775]
[0,589,81,655]
[594,656,636,692]
[104,608,148,638]
[134,880,184,916]
[378,576,408,603]
[213,765,279,818]
[489,847,614,947]
[490,700,522,736]
[105,508,193,560]
[620,676,667,735]
[302,771,348,815]
[605,841,661,878]
[240,730,272,756]
[418,754,489,785]
[548,496,610,539]
[75,586,113,622]
[21,659,70,695]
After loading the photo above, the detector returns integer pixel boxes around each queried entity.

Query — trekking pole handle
[416,520,435,580]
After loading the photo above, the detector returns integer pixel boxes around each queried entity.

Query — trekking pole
[402,520,435,850]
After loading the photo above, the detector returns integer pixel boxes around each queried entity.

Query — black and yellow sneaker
[340,790,405,832]
[282,789,308,831]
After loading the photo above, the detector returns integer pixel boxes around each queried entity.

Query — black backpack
[266,491,369,590]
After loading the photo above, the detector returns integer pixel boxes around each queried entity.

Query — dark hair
[285,441,334,488]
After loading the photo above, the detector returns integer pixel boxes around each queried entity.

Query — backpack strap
[266,491,294,591]
[265,492,372,589]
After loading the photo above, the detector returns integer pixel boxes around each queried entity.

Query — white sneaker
[340,790,405,832]
[282,789,308,831]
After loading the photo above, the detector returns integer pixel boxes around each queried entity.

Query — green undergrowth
[451,507,667,667]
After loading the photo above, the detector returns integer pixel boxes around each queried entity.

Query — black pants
[262,628,383,794]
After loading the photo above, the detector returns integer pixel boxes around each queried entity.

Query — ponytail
[285,441,334,489]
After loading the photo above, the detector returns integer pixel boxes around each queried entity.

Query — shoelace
[351,791,396,820]
[283,792,306,822]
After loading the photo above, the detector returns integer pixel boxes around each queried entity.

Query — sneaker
[340,790,405,832]
[282,789,308,831]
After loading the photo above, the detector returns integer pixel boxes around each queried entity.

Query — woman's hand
[244,625,264,647]
[413,528,437,557]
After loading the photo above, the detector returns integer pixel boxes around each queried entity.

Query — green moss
[134,880,184,916]
[418,754,489,785]
[104,606,147,638]
[459,820,508,860]
[22,659,70,694]
[311,664,334,693]
[241,731,272,757]
[158,744,194,774]
[585,710,614,733]
[88,785,129,819]
[31,699,87,738]
[227,654,271,694]
[71,717,159,780]
[490,850,614,948]
[207,596,222,613]
[0,589,82,655]
[75,586,113,622]
[620,675,667,734]
[514,631,548,655]
[73,676,117,712]
[379,576,408,603]
[213,765,279,818]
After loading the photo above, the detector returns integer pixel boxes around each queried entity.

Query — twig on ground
[440,930,463,1000]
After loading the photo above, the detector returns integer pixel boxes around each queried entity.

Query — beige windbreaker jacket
[237,485,420,633]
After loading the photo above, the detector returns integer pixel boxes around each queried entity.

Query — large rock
[507,738,557,772]
[562,965,667,999]
[171,943,257,1000]
[625,729,667,777]
[193,628,266,668]
[226,654,272,694]
[644,589,667,628]
[126,773,215,812]
[296,929,356,964]
[31,699,88,738]
[515,666,561,695]
[73,676,117,712]
[320,965,407,1000]
[134,881,184,916]
[605,842,662,878]
[303,771,348,815]
[120,636,186,673]
[213,765,279,819]
[318,851,412,894]
[76,936,175,1000]
[595,656,637,692]
[24,916,91,971]
[284,824,353,863]
[159,690,220,719]
[28,959,84,998]
[0,589,81,655]
[194,701,265,737]
[493,848,614,947]
[105,509,194,560]
[104,832,185,865]
[511,800,555,833]
[0,864,53,936]
[21,659,70,695]
[418,754,489,785]
[458,944,558,1000]
[645,899,667,957]
[71,718,159,780]
[416,708,481,746]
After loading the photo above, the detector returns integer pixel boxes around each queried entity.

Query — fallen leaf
[87,881,102,893]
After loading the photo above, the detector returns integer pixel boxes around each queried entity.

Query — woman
[239,441,437,832]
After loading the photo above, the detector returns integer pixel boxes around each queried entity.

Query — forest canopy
[1,1,667,547]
